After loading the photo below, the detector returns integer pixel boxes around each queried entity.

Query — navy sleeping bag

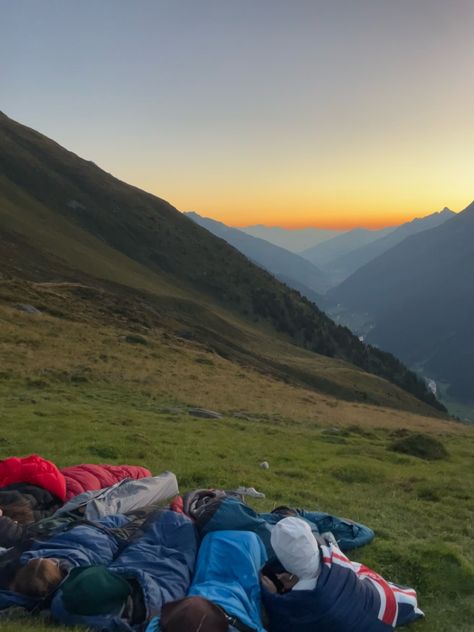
[263,541,423,632]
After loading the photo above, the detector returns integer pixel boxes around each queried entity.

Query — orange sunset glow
[4,1,473,231]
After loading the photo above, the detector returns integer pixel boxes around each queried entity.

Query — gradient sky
[1,0,473,229]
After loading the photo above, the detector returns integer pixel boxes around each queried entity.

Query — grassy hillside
[0,290,472,632]
[0,112,471,631]
[0,111,444,411]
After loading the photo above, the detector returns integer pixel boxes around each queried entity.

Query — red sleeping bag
[0,456,152,503]
[0,455,66,501]
[61,463,151,500]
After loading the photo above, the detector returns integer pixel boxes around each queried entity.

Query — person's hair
[0,497,35,524]
[11,558,63,598]
[160,596,228,632]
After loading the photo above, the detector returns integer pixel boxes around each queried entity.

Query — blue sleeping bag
[21,514,129,568]
[0,514,130,612]
[147,530,267,632]
[200,498,374,556]
[51,510,197,631]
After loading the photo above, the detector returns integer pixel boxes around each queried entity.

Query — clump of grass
[330,463,380,484]
[389,433,448,460]
[89,445,119,460]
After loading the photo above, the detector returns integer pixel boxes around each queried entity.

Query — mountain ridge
[186,211,329,296]
[324,208,455,283]
[240,224,342,252]
[329,201,474,405]
[0,111,444,413]
[301,226,395,269]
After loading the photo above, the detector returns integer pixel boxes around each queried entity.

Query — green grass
[0,376,473,631]
[0,281,472,631]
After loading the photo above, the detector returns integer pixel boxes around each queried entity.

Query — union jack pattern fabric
[320,543,424,628]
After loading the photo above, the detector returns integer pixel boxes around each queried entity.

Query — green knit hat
[61,566,131,616]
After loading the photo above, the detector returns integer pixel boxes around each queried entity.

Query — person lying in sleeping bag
[147,530,267,632]
[0,469,178,548]
[6,513,130,599]
[0,454,152,549]
[179,493,374,555]
[0,454,152,503]
[49,509,197,631]
[1,510,197,630]
[261,517,424,632]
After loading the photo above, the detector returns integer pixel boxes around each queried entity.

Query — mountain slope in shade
[186,212,329,296]
[326,208,455,283]
[329,202,474,403]
[301,226,395,268]
[241,225,342,253]
[0,111,444,413]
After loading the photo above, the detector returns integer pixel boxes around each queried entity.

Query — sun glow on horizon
[3,1,472,233]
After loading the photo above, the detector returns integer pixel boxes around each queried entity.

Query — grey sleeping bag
[55,472,179,520]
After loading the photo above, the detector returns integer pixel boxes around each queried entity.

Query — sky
[1,0,473,229]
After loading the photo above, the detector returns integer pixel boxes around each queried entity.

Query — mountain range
[0,111,443,414]
[186,211,328,298]
[240,225,341,252]
[302,209,455,285]
[329,202,474,404]
[300,226,395,268]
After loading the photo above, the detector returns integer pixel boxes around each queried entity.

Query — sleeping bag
[191,496,374,555]
[50,510,197,631]
[20,514,130,568]
[147,530,268,632]
[0,455,65,501]
[263,517,423,632]
[0,455,152,503]
[56,472,179,520]
[0,514,131,613]
[61,464,151,500]
[188,530,267,632]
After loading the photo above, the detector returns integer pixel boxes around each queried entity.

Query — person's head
[0,497,34,524]
[271,517,321,590]
[61,566,131,617]
[11,558,64,598]
[160,596,228,632]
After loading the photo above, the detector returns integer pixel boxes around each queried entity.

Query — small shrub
[124,334,148,345]
[194,357,214,366]
[70,373,89,383]
[26,378,49,389]
[322,427,350,436]
[390,428,411,438]
[416,486,441,502]
[346,424,377,438]
[389,433,448,460]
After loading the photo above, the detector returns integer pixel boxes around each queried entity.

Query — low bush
[389,433,448,460]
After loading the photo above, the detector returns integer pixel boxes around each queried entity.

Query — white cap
[271,517,321,591]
